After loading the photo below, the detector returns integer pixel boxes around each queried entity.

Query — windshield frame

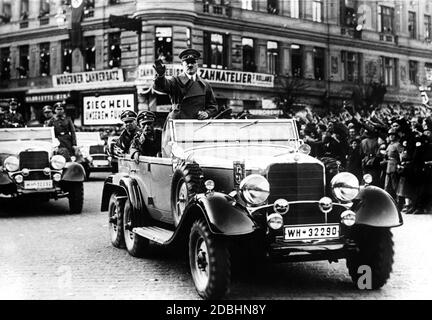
[0,127,56,144]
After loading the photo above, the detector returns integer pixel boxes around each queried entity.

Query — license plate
[24,180,53,189]
[284,224,340,241]
[93,160,109,166]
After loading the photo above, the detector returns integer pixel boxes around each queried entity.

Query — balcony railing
[39,16,49,25]
[202,2,231,16]
[19,20,29,28]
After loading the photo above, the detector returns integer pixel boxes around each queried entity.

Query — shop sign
[83,93,134,125]
[25,93,70,103]
[137,64,274,88]
[53,69,124,88]
[248,109,282,116]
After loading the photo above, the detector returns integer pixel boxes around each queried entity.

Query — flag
[70,0,85,48]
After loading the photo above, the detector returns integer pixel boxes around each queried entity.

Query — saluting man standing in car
[153,48,219,122]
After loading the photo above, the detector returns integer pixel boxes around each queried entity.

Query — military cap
[9,98,18,105]
[120,110,137,122]
[388,128,398,135]
[54,102,65,109]
[137,110,156,124]
[42,105,53,113]
[179,48,201,61]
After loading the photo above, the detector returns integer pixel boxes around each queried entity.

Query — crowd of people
[294,103,432,215]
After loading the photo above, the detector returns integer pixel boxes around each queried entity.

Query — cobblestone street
[0,172,431,300]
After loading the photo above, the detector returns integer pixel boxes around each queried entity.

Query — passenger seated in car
[130,111,161,162]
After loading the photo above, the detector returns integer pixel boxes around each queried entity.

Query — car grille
[27,171,50,180]
[19,151,50,170]
[267,163,326,226]
[92,155,108,161]
[89,145,105,155]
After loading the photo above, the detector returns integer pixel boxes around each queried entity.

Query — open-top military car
[76,132,111,179]
[0,127,85,213]
[101,119,402,299]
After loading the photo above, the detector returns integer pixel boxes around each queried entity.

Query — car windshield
[172,119,298,150]
[76,132,103,145]
[0,127,54,143]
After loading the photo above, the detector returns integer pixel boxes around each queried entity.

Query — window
[155,27,173,63]
[408,11,416,39]
[342,51,360,82]
[409,60,418,84]
[18,45,29,78]
[312,0,323,22]
[186,28,192,48]
[84,0,95,18]
[313,47,325,80]
[381,57,396,86]
[61,40,72,73]
[291,44,303,78]
[21,0,29,20]
[84,36,95,71]
[109,0,121,4]
[378,6,394,33]
[290,0,301,19]
[425,15,431,40]
[0,48,10,80]
[341,0,355,27]
[241,0,253,10]
[267,0,278,15]
[242,38,256,72]
[108,33,121,68]
[40,43,50,76]
[0,0,12,24]
[267,41,278,74]
[39,0,50,17]
[203,32,228,69]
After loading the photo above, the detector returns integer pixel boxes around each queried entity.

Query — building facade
[1,0,432,127]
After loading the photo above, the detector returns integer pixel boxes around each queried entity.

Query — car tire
[108,193,125,248]
[123,199,149,257]
[319,156,342,191]
[189,219,231,300]
[346,225,394,289]
[171,162,203,226]
[68,182,83,214]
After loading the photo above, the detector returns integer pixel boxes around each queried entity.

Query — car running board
[132,226,174,244]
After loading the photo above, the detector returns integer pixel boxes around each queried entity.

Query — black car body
[76,132,111,179]
[101,119,402,299]
[0,127,85,213]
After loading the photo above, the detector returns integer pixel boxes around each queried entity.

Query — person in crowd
[346,137,363,181]
[130,111,162,162]
[153,48,219,122]
[383,128,402,199]
[42,105,54,127]
[114,110,139,156]
[47,102,77,160]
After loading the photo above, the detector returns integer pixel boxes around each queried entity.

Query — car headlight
[239,174,270,206]
[4,156,19,172]
[331,172,359,202]
[298,143,311,155]
[51,155,66,170]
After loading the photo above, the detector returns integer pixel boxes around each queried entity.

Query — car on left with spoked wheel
[0,127,86,213]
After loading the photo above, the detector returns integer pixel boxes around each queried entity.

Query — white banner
[53,69,124,88]
[425,65,432,82]
[136,64,274,88]
[83,94,134,125]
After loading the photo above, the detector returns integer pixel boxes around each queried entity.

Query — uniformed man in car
[130,111,161,162]
[47,102,77,160]
[42,105,54,127]
[5,98,25,127]
[153,48,218,122]
[114,110,139,157]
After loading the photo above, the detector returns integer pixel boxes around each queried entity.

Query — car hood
[184,144,322,170]
[0,140,53,162]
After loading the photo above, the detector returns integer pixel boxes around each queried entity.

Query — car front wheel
[189,219,230,299]
[123,199,149,257]
[108,193,125,248]
[68,182,83,214]
[346,225,394,289]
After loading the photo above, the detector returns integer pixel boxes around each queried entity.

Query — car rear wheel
[123,199,149,257]
[108,193,125,248]
[189,219,231,300]
[68,182,83,214]
[171,162,203,226]
[346,225,394,289]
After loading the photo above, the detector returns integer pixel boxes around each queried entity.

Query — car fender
[186,192,257,236]
[61,162,86,182]
[0,171,13,185]
[353,185,403,228]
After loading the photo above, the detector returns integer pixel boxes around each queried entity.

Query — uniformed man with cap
[114,110,139,156]
[42,105,54,127]
[130,110,161,161]
[5,98,25,128]
[153,48,218,121]
[0,108,7,128]
[47,102,77,160]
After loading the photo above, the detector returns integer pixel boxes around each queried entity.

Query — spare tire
[171,162,203,226]
[319,157,342,191]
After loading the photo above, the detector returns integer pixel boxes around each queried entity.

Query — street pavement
[0,172,431,300]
